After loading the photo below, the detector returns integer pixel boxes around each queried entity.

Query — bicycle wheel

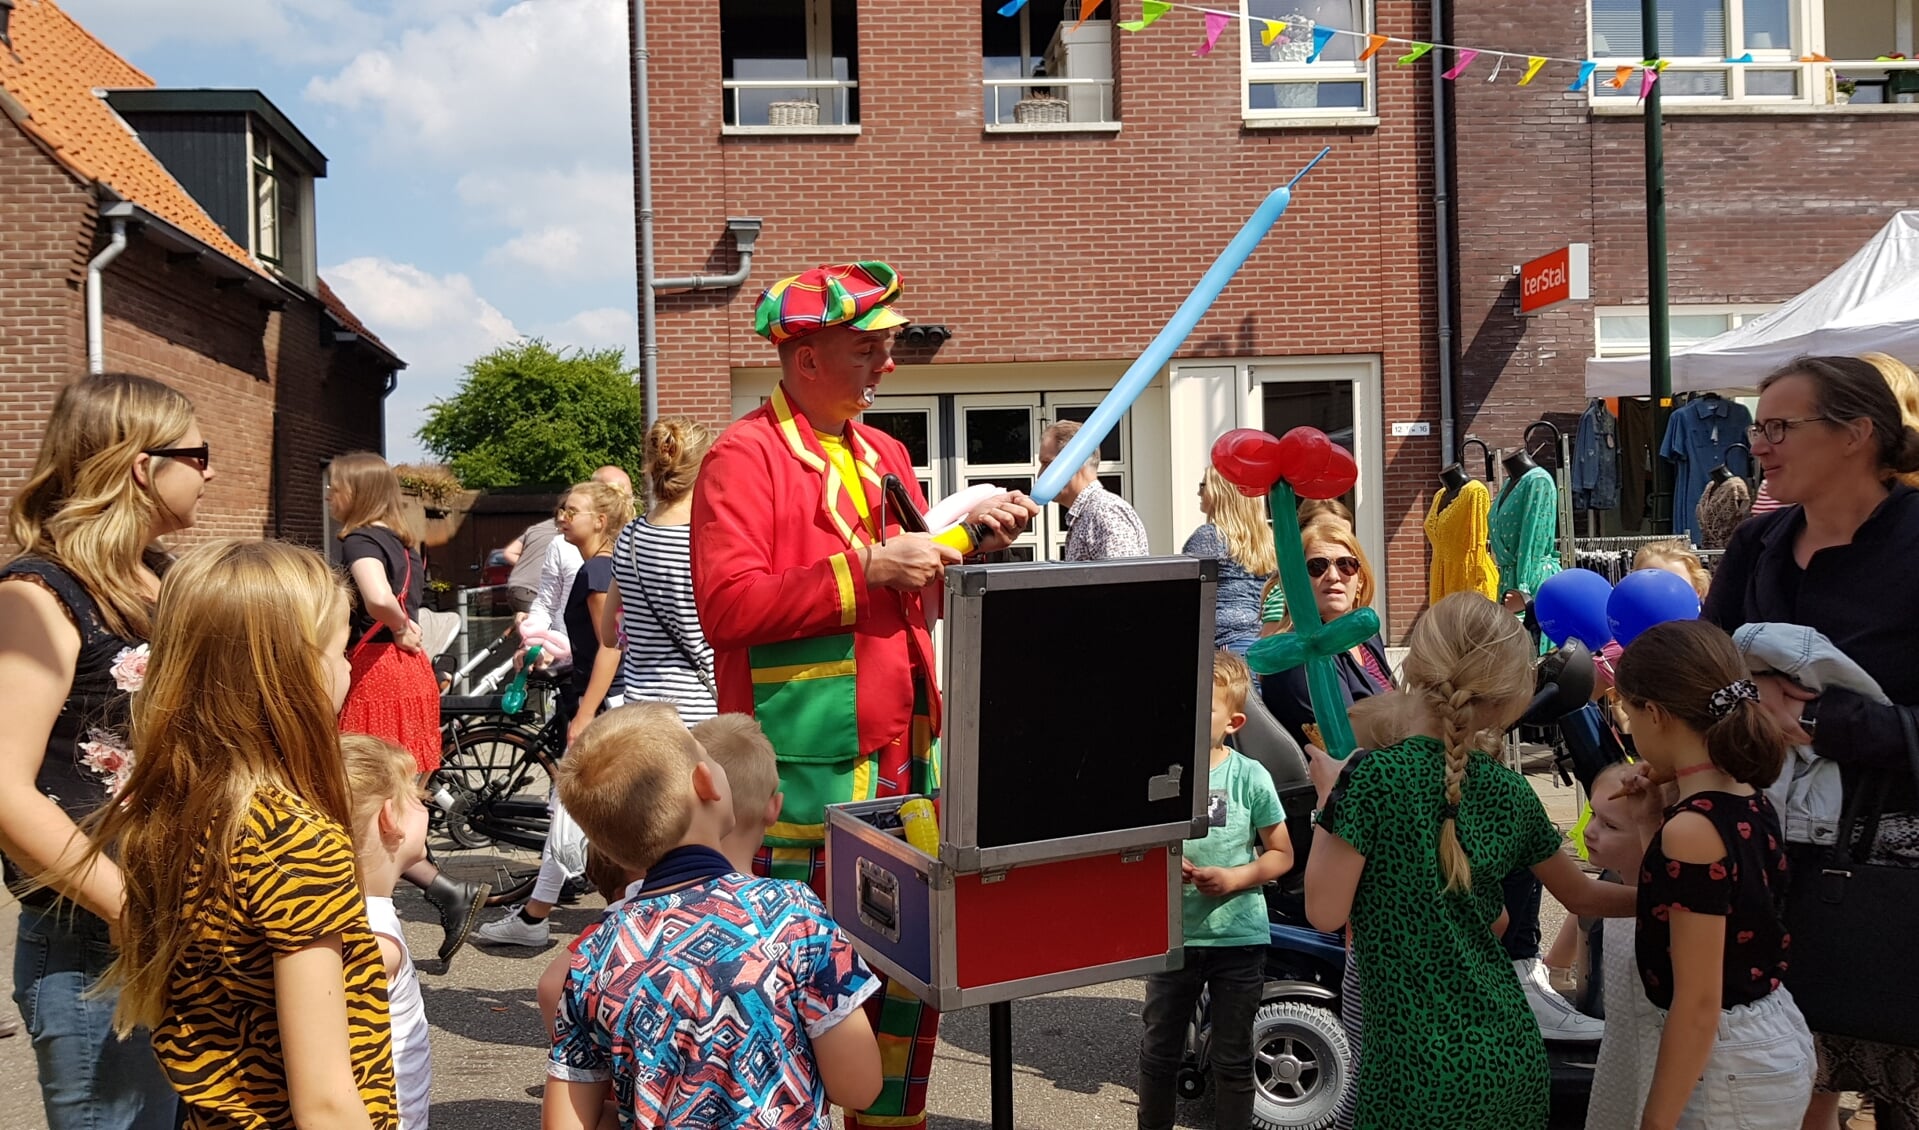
[435,723,541,850]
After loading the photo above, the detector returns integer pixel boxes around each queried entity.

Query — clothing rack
[1570,534,1714,584]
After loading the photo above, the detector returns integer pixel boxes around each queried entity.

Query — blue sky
[62,0,640,461]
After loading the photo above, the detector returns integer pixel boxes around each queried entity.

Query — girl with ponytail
[1303,592,1634,1129]
[1612,619,1812,1130]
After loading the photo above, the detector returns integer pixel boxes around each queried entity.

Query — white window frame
[1240,0,1377,125]
[721,0,861,134]
[1593,303,1779,359]
[1587,0,1919,110]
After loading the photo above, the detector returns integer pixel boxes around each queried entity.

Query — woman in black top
[558,480,636,749]
[328,452,488,966]
[1703,355,1919,1129]
[0,374,201,1129]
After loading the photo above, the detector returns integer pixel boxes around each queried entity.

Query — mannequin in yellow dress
[1425,464,1501,602]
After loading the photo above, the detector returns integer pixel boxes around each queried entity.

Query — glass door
[1250,363,1385,608]
[953,392,1046,561]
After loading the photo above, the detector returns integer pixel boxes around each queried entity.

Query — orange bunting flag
[1518,55,1548,85]
[1606,64,1635,88]
[1260,19,1287,47]
[1357,33,1389,61]
[1072,0,1100,31]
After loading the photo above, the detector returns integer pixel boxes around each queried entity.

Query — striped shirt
[610,518,717,722]
[1749,481,1788,516]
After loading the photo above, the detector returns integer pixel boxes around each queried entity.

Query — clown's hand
[966,491,1039,554]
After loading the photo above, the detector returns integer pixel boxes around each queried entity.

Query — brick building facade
[1452,0,1919,531]
[645,0,1442,637]
[0,0,401,552]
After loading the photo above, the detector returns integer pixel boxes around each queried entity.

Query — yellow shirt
[1425,479,1501,602]
[817,429,975,552]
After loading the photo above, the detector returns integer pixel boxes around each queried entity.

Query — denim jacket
[1572,400,1620,511]
[1734,622,1889,847]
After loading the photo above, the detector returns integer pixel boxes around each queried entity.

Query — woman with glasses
[1259,517,1393,751]
[1705,354,1919,1130]
[0,373,205,1129]
[329,451,489,967]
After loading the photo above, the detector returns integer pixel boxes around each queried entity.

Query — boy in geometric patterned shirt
[544,702,882,1129]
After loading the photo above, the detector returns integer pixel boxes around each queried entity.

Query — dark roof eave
[98,195,290,305]
[100,87,327,176]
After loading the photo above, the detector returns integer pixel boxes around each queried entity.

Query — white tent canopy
[1585,210,1919,397]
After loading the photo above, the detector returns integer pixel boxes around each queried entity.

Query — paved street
[0,751,1582,1129]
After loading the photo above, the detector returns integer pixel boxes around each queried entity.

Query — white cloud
[467,165,634,280]
[57,0,495,66]
[304,0,628,162]
[548,306,637,350]
[324,257,522,458]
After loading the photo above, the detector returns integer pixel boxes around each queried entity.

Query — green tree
[417,339,645,488]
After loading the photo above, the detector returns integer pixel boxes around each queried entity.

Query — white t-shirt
[366,896,431,1130]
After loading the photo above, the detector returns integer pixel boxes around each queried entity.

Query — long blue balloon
[1032,147,1330,505]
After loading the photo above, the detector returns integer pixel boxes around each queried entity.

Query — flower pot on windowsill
[768,100,821,127]
[1835,89,1853,104]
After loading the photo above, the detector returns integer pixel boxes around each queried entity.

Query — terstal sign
[1516,243,1591,315]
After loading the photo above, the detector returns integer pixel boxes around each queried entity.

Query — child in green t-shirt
[1137,650,1293,1130]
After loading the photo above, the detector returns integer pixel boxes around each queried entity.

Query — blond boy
[689,713,784,873]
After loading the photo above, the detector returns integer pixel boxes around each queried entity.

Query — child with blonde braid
[1304,592,1635,1129]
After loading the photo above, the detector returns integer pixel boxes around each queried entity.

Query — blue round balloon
[1533,568,1616,649]
[1607,568,1702,647]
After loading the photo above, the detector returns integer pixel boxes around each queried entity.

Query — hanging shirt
[1660,397,1754,544]
[1425,480,1501,603]
[1572,400,1621,512]
[1490,465,1561,601]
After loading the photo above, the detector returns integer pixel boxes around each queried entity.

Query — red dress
[339,528,441,773]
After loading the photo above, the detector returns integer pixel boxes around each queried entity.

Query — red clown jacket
[690,383,940,846]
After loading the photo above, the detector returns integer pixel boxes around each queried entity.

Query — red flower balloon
[1210,429,1287,496]
[1294,444,1358,500]
[1275,427,1333,484]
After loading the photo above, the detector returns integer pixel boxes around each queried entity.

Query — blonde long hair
[7,374,197,639]
[1351,593,1534,892]
[55,540,351,1034]
[1200,465,1277,576]
[328,452,415,548]
[646,416,715,507]
[1862,352,1919,489]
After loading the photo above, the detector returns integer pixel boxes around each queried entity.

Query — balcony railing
[983,77,1116,129]
[1589,56,1919,106]
[722,78,859,130]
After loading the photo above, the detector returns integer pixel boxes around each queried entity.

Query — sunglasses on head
[1307,555,1361,580]
[144,444,209,471]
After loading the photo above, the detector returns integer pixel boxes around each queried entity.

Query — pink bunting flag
[1195,10,1231,57]
[1638,65,1659,100]
[1441,49,1480,80]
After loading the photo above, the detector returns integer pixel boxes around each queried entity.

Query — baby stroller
[1178,648,1608,1129]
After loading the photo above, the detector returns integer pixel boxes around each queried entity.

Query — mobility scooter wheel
[1175,1068,1207,1100]
[1249,1000,1351,1130]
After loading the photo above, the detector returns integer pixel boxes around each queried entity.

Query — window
[1589,0,1919,107]
[721,0,859,130]
[1241,0,1373,120]
[1593,304,1777,358]
[249,125,310,288]
[981,0,1117,130]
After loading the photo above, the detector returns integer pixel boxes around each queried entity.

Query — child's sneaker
[472,907,552,948]
[1515,957,1604,1042]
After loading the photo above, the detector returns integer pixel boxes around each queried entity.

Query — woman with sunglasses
[1704,354,1919,1130]
[1259,518,1393,751]
[0,374,208,1129]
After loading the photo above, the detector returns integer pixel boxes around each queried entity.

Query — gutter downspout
[1431,0,1458,466]
[629,0,659,429]
[86,208,131,376]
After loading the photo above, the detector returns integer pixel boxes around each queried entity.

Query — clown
[690,262,1037,1129]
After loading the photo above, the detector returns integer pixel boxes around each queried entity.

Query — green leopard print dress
[1318,736,1564,1129]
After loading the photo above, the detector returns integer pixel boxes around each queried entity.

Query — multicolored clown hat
[753,261,909,345]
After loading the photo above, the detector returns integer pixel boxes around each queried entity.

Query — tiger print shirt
[155,788,398,1129]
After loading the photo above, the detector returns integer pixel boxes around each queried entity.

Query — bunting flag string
[1441,48,1480,80]
[1079,1,1827,96]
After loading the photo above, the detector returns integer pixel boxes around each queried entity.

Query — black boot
[423,873,491,966]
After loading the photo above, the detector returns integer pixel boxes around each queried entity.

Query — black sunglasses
[1306,555,1361,580]
[144,444,209,470]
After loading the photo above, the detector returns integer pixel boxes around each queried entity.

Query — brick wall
[645,0,1441,636]
[1,115,391,554]
[1453,0,1919,448]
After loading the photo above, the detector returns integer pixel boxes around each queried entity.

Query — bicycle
[433,670,571,907]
